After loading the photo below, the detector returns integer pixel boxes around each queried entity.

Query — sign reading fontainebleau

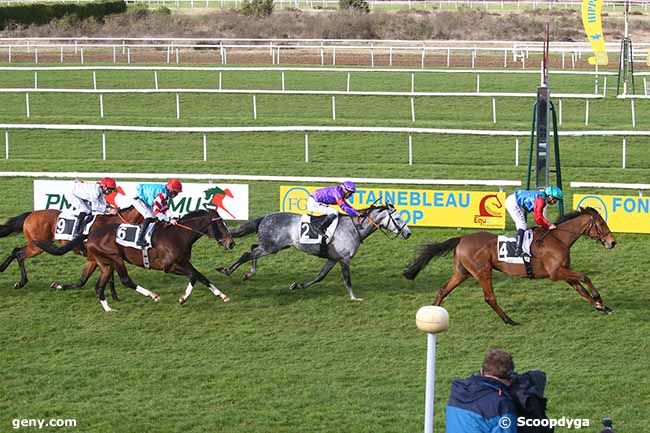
[280,185,506,229]
[574,193,650,233]
[34,180,249,220]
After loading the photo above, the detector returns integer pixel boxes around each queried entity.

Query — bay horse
[403,207,617,325]
[0,207,142,293]
[216,204,412,301]
[35,209,234,312]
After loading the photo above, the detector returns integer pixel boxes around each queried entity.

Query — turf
[0,62,649,433]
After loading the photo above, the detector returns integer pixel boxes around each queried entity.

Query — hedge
[0,0,127,30]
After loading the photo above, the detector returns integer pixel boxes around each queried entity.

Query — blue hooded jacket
[446,375,518,433]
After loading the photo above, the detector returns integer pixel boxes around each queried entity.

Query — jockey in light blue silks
[307,181,359,238]
[132,179,183,247]
[505,185,564,256]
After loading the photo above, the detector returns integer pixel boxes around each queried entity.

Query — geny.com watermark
[12,419,77,430]
[499,416,590,429]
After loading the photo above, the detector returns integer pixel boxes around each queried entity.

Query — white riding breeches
[505,194,528,231]
[69,195,92,215]
[306,197,338,216]
[132,198,154,219]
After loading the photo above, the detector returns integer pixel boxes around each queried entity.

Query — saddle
[298,214,338,245]
[115,223,157,269]
[54,213,96,241]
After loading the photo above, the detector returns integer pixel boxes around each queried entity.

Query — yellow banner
[582,0,608,65]
[574,194,650,233]
[280,186,506,229]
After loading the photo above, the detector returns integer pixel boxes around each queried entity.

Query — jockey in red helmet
[132,179,183,247]
[69,177,118,237]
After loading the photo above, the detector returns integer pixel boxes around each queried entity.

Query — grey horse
[216,204,412,300]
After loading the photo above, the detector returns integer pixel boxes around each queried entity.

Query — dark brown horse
[0,207,142,291]
[35,209,234,312]
[403,207,617,325]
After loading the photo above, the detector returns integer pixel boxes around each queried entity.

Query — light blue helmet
[342,181,356,193]
[544,185,563,200]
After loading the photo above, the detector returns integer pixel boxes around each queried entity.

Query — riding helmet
[98,177,117,189]
[167,178,183,193]
[544,185,563,200]
[342,181,356,193]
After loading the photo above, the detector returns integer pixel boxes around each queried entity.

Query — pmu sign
[33,180,249,220]
[280,185,506,229]
[574,193,650,233]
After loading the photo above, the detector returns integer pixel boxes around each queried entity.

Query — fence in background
[1,123,647,168]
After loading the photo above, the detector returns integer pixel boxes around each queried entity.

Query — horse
[216,204,412,301]
[0,207,142,294]
[403,207,617,325]
[34,209,234,312]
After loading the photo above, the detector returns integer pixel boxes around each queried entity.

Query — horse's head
[582,207,617,249]
[366,203,412,240]
[208,210,235,250]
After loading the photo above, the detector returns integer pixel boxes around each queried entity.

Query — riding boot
[73,212,88,238]
[514,229,525,257]
[137,218,154,247]
[317,214,337,238]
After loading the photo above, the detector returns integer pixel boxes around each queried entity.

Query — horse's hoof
[222,295,231,303]
[179,297,186,305]
[504,319,521,326]
[289,282,300,291]
[50,282,63,290]
[350,297,364,302]
[243,272,253,281]
[13,282,25,289]
[152,294,161,302]
[215,267,230,276]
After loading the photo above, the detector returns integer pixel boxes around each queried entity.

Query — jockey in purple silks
[307,181,359,238]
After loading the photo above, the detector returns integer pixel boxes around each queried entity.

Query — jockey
[69,177,118,237]
[307,181,359,238]
[505,185,563,256]
[132,179,183,247]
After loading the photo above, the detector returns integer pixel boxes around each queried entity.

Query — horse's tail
[0,212,31,238]
[33,235,86,256]
[231,217,264,238]
[403,237,461,280]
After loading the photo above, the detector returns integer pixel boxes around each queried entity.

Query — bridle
[359,205,408,240]
[548,213,611,246]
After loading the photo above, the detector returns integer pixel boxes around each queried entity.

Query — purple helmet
[342,181,356,193]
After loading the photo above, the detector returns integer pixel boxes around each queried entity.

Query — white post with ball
[416,306,449,433]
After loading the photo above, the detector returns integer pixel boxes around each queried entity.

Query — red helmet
[166,178,183,193]
[98,177,116,189]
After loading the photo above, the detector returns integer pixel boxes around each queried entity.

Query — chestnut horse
[35,209,234,312]
[403,207,617,325]
[0,207,142,291]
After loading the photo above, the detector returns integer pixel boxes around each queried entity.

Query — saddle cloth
[54,213,96,241]
[497,229,534,264]
[298,214,338,245]
[115,223,157,250]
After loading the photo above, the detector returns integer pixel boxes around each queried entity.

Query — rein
[175,216,223,236]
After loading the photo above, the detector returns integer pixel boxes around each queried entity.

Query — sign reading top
[34,180,249,220]
[574,193,650,233]
[280,186,506,229]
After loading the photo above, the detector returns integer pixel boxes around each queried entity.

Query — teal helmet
[544,185,564,200]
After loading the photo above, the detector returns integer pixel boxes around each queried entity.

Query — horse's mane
[555,207,598,225]
[358,204,390,215]
[179,209,210,221]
